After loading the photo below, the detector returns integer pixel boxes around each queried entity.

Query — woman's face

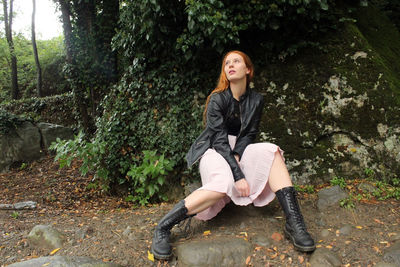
[224,53,250,83]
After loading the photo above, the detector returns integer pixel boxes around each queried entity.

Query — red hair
[203,50,254,124]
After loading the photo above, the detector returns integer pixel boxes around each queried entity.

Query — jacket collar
[228,86,250,102]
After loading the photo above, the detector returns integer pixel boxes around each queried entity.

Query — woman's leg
[185,189,226,215]
[151,189,226,259]
[268,151,292,193]
[268,151,315,252]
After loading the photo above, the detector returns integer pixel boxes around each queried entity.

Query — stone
[357,183,378,193]
[0,121,43,172]
[37,122,74,150]
[184,181,202,196]
[317,186,348,210]
[374,262,398,267]
[309,248,341,267]
[320,229,330,238]
[339,225,352,236]
[176,237,252,267]
[27,225,66,250]
[382,241,400,266]
[252,235,272,247]
[6,256,123,267]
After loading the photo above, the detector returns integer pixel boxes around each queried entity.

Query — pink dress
[195,135,284,221]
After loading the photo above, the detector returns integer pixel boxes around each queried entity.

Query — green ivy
[125,150,175,205]
[0,109,31,134]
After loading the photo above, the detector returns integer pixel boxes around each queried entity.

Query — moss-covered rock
[256,5,400,184]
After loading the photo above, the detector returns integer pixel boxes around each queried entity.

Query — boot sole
[284,228,316,252]
[150,246,172,260]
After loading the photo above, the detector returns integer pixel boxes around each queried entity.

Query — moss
[355,5,400,104]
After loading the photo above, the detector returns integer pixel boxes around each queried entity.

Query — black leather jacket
[186,88,264,181]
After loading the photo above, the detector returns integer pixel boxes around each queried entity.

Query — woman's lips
[229,70,236,75]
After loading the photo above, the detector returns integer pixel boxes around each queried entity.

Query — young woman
[151,50,315,259]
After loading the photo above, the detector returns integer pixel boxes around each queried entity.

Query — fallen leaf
[254,246,262,251]
[240,232,248,237]
[270,252,278,259]
[374,219,384,225]
[280,254,285,260]
[345,240,351,244]
[298,255,304,264]
[271,232,283,242]
[203,230,211,236]
[373,246,381,253]
[41,263,50,267]
[325,245,333,249]
[356,226,363,229]
[49,248,60,255]
[245,256,251,265]
[147,250,154,262]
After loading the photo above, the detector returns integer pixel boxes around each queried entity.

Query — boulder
[176,237,252,267]
[37,122,74,150]
[27,225,66,250]
[309,248,341,267]
[317,185,348,210]
[0,121,74,173]
[0,121,42,172]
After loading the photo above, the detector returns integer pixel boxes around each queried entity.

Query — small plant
[10,211,20,219]
[330,176,347,189]
[364,168,375,180]
[340,196,355,209]
[126,150,175,205]
[294,184,315,194]
[391,177,400,187]
[86,182,99,190]
[19,162,28,170]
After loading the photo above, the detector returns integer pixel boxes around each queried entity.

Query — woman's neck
[230,80,247,101]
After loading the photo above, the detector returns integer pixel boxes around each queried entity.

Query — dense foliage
[0,35,68,102]
[82,0,364,202]
[3,0,382,204]
[0,108,31,134]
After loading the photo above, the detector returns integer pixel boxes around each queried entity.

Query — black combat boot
[151,200,190,259]
[275,186,316,252]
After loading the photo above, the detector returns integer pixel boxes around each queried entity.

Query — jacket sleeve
[207,94,245,181]
[233,95,264,159]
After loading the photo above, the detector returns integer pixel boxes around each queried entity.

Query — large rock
[309,248,341,267]
[256,6,400,185]
[7,256,123,267]
[37,122,74,150]
[176,237,252,267]
[27,225,66,250]
[317,185,348,210]
[0,121,43,172]
[0,121,74,172]
[382,241,400,266]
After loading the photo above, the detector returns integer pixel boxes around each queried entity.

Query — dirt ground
[1,156,399,267]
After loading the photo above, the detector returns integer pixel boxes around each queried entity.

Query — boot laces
[158,228,170,240]
[288,195,307,231]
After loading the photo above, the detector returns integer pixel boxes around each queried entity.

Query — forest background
[1,0,400,206]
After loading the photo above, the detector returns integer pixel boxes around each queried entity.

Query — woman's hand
[235,178,250,197]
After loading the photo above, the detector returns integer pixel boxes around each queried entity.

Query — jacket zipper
[238,100,243,138]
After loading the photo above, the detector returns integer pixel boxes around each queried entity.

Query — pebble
[339,225,352,236]
[320,229,330,238]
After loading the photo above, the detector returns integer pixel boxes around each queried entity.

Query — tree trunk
[3,0,19,99]
[58,0,73,63]
[58,0,91,134]
[31,0,43,97]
